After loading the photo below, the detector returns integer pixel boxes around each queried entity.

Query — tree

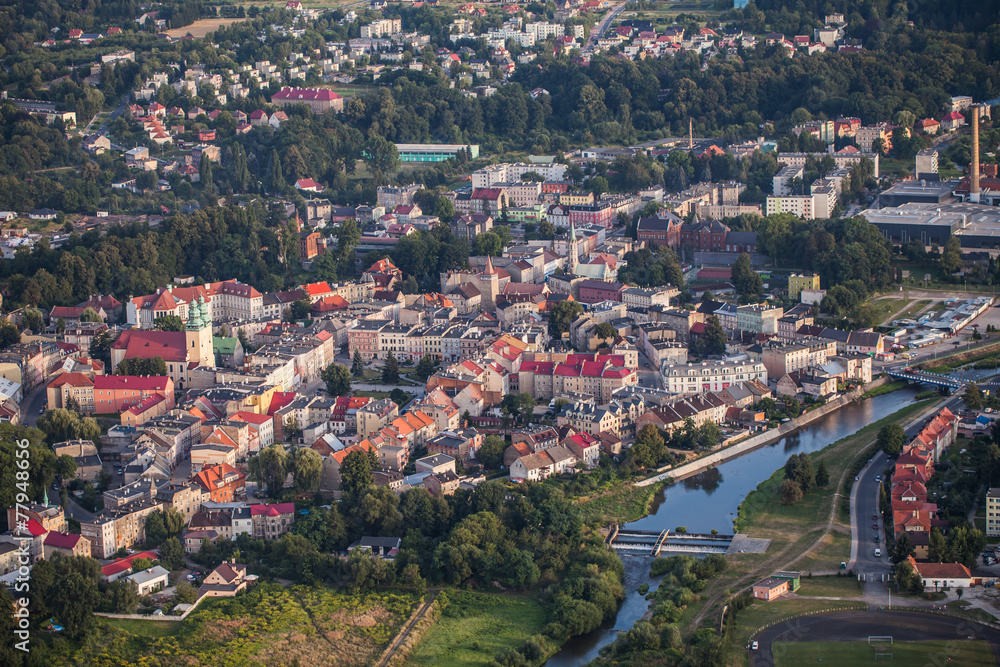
[312,251,339,283]
[877,423,906,455]
[88,329,115,366]
[473,231,503,257]
[104,579,138,614]
[268,149,285,191]
[159,536,184,570]
[291,447,323,493]
[731,253,762,300]
[415,354,437,381]
[56,316,66,334]
[382,352,400,384]
[892,531,915,564]
[941,235,962,274]
[0,320,20,349]
[631,424,666,468]
[154,314,184,331]
[594,322,617,345]
[54,454,77,480]
[780,478,803,505]
[22,308,44,333]
[289,298,312,321]
[928,527,946,563]
[129,557,157,573]
[815,459,830,488]
[784,453,815,493]
[697,421,721,450]
[248,444,288,498]
[352,350,365,377]
[174,580,197,604]
[200,156,215,193]
[894,558,923,594]
[321,362,352,396]
[945,524,987,568]
[964,384,984,410]
[363,135,401,185]
[479,435,507,470]
[699,315,726,356]
[340,449,375,502]
[549,299,584,338]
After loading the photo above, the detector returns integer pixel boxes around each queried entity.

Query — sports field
[772,639,996,666]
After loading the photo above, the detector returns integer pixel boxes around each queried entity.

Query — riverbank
[919,341,1000,372]
[551,387,924,666]
[635,377,892,489]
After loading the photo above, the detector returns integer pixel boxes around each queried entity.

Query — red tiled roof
[44,531,82,549]
[94,375,170,391]
[48,372,94,389]
[102,550,158,577]
[250,502,294,516]
[112,330,188,362]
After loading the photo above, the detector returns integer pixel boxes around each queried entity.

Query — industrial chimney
[971,105,981,203]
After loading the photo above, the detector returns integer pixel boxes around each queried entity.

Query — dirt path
[376,592,437,667]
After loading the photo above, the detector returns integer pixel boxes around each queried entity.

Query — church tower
[568,219,578,274]
[481,255,500,310]
[186,295,214,368]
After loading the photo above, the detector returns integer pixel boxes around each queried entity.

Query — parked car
[875,548,882,557]
[751,641,758,651]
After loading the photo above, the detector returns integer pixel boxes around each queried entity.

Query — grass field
[71,584,418,666]
[575,479,664,525]
[772,639,996,666]
[410,591,549,666]
[795,574,862,598]
[872,298,908,323]
[898,299,933,320]
[164,18,245,38]
[946,599,997,623]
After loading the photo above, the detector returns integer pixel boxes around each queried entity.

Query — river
[546,385,921,666]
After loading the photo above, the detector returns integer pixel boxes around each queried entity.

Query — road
[850,394,962,599]
[751,610,1000,666]
[584,0,631,52]
[22,385,48,427]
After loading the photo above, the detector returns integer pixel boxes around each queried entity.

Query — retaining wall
[635,377,891,488]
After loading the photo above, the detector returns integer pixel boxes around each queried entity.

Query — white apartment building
[772,164,804,196]
[361,18,401,38]
[526,22,565,40]
[661,360,767,394]
[736,304,783,334]
[766,194,821,220]
[471,162,568,188]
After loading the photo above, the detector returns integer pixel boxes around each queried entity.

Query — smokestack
[689,118,693,150]
[971,106,981,203]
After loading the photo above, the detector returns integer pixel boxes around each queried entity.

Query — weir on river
[546,385,922,666]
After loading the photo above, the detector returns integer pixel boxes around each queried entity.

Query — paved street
[849,395,962,604]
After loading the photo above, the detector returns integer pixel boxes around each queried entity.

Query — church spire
[484,254,497,276]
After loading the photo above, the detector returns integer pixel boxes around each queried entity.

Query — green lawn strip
[773,639,996,666]
[790,531,852,575]
[945,600,996,623]
[898,299,932,320]
[409,590,549,666]
[795,574,862,598]
[872,298,907,321]
[860,380,907,399]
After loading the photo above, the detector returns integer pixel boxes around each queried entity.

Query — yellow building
[788,273,821,301]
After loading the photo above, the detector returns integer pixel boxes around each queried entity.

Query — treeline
[757,212,894,289]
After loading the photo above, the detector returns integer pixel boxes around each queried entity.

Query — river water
[547,386,921,666]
